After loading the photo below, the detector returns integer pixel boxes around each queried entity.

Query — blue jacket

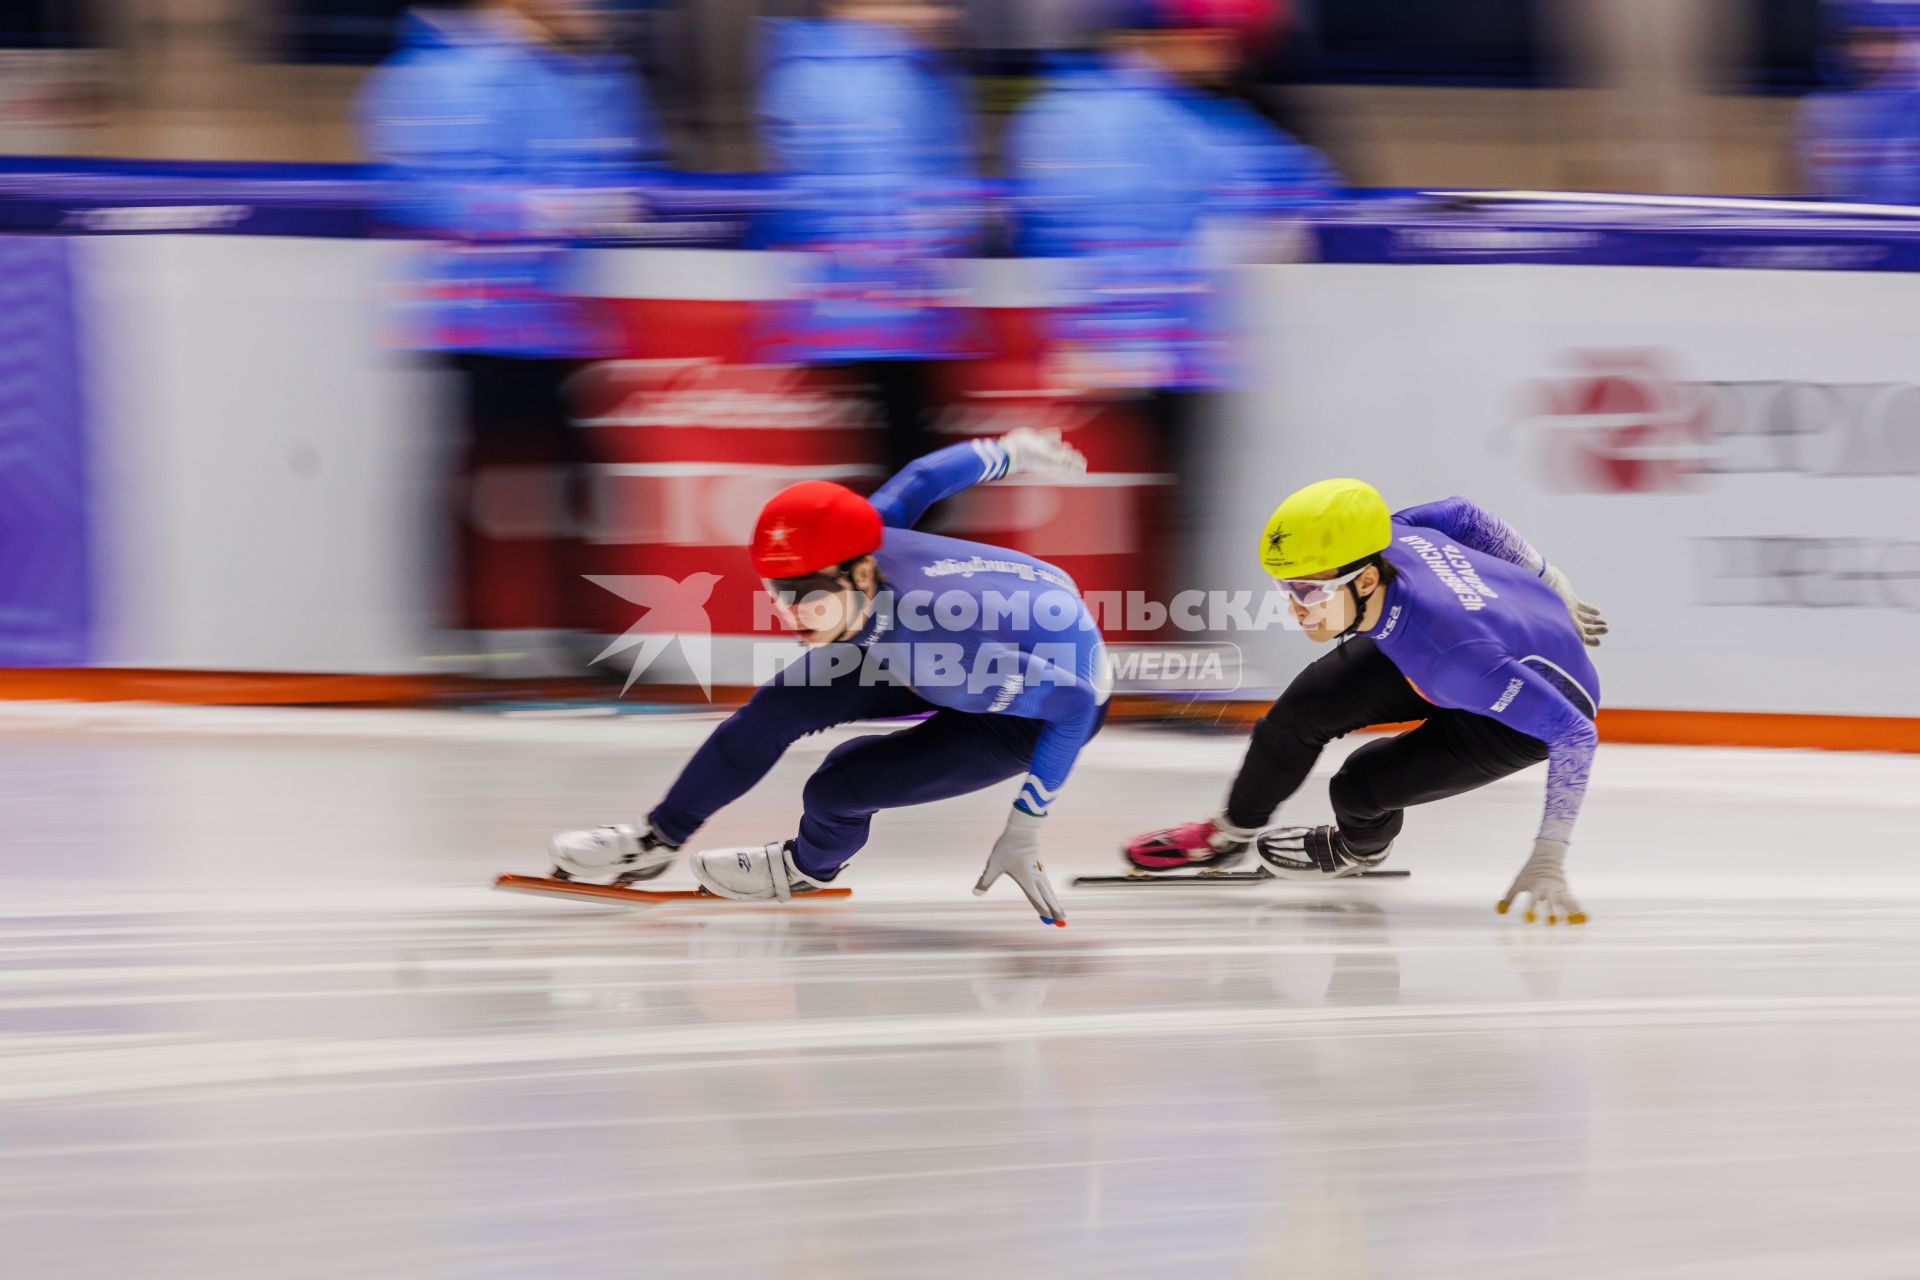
[756,18,982,362]
[1800,83,1920,203]
[1800,6,1920,203]
[648,441,1110,845]
[1006,54,1338,388]
[356,9,662,357]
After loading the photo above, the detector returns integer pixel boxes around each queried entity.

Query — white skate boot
[549,823,679,885]
[690,839,834,902]
[1255,825,1391,882]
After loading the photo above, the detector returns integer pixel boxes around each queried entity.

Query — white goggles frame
[1274,566,1366,607]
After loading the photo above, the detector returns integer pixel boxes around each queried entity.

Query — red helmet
[750,481,884,578]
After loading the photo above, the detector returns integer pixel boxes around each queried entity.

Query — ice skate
[1255,825,1391,882]
[691,839,836,902]
[1122,816,1255,872]
[549,823,678,885]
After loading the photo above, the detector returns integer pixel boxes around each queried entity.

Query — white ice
[1,703,1918,1279]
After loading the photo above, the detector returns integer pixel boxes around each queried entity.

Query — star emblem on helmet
[1266,527,1290,554]
[765,521,793,547]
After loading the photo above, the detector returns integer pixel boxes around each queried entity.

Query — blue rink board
[8,159,1920,270]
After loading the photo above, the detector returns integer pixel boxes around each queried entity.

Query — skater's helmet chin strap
[1336,559,1386,644]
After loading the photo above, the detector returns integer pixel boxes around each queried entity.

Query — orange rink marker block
[493,873,852,905]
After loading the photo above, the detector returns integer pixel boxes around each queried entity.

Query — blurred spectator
[0,0,105,155]
[1799,0,1920,203]
[356,0,663,672]
[1005,0,1337,400]
[757,0,983,477]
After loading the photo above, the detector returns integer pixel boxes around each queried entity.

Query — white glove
[998,427,1088,481]
[1540,563,1608,647]
[1497,838,1588,925]
[974,808,1068,927]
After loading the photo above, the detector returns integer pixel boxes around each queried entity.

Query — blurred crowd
[356,0,1336,373]
[348,0,1340,659]
[16,3,1920,204]
[1799,1,1920,202]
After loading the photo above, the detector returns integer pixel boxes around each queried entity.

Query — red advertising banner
[462,280,1174,670]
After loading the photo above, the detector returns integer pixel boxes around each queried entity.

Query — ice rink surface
[2,703,1919,1280]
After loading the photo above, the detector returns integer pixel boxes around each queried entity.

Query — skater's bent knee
[802,752,877,813]
[1327,766,1369,810]
[1255,703,1339,751]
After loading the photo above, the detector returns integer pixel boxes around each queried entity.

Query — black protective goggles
[764,569,852,611]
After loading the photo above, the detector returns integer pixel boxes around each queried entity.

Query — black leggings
[1224,638,1549,855]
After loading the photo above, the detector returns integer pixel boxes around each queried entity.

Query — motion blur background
[3,0,1917,738]
[0,0,1857,186]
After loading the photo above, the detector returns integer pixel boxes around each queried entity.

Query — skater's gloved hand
[999,427,1088,481]
[1498,838,1588,925]
[1540,563,1608,647]
[974,808,1068,927]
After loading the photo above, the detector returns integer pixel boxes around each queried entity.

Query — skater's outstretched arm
[647,648,927,847]
[869,429,1087,530]
[1394,496,1547,574]
[1395,497,1608,647]
[1430,642,1599,923]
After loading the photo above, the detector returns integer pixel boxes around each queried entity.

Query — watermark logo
[585,573,722,696]
[585,575,1319,699]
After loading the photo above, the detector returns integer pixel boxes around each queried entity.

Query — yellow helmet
[1258,478,1392,578]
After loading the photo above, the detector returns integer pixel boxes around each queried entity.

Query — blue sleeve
[1394,497,1547,577]
[645,646,918,845]
[977,624,1108,817]
[1004,650,1105,818]
[1434,643,1597,845]
[1015,702,1102,817]
[869,439,1010,529]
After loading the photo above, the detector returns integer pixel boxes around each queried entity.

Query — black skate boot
[1255,826,1391,882]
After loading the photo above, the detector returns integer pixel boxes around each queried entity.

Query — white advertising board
[78,236,446,674]
[1202,263,1920,716]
